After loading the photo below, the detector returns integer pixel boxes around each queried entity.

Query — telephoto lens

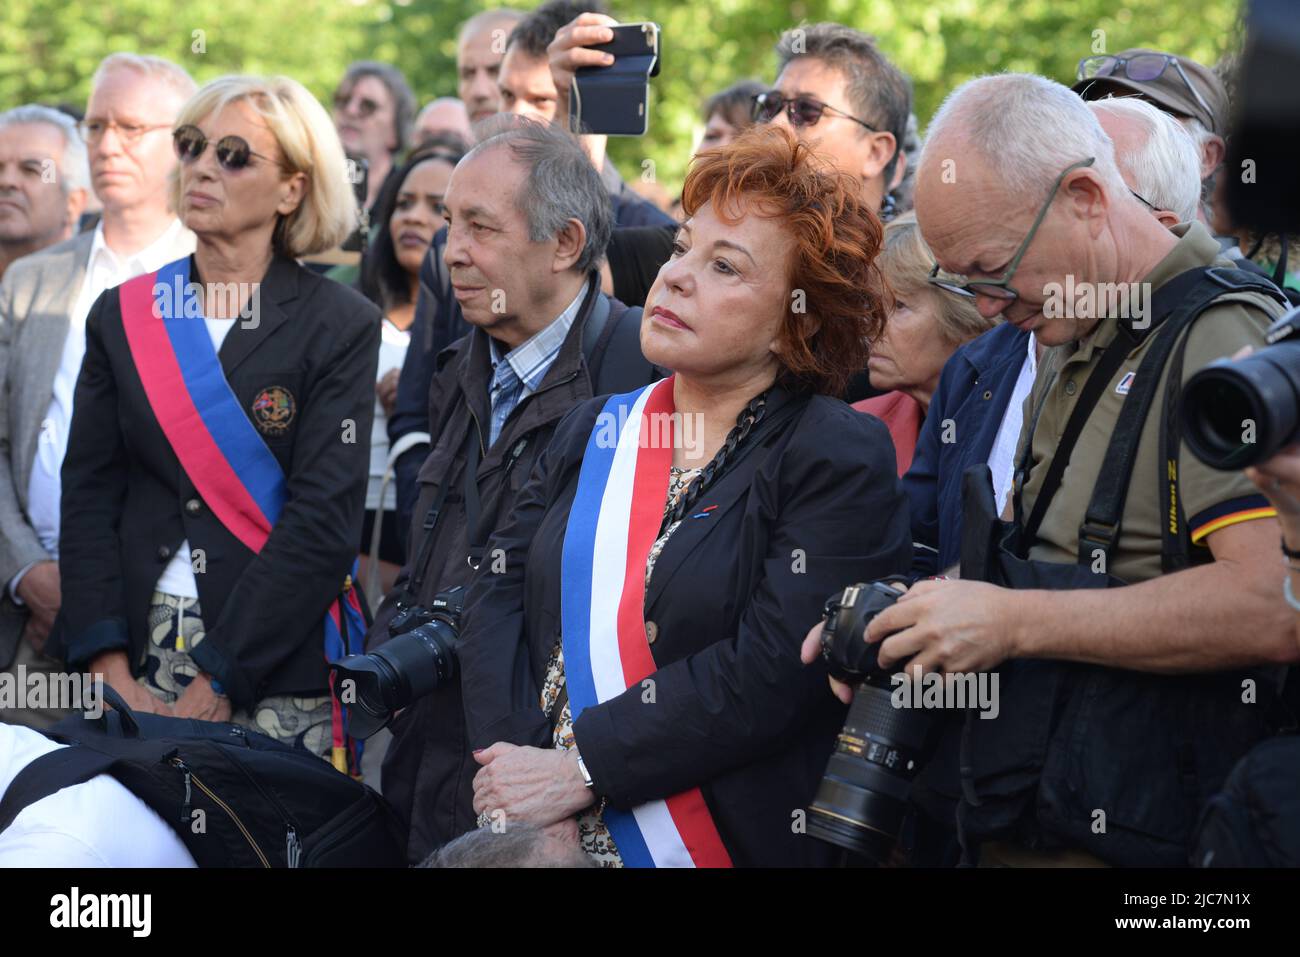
[807,580,938,865]
[329,586,464,739]
[1182,306,1300,470]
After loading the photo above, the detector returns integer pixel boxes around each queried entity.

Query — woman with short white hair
[60,75,381,769]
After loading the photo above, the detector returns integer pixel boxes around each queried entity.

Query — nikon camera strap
[1074,266,1287,571]
[1014,266,1211,552]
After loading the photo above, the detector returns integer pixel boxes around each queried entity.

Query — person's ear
[552,216,587,273]
[1199,134,1226,181]
[275,171,308,217]
[1155,208,1182,229]
[859,130,898,183]
[1063,167,1107,225]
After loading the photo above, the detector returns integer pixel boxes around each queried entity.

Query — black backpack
[1193,734,1300,867]
[0,685,405,867]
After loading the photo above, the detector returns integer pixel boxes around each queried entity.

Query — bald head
[414,97,472,147]
[458,8,526,123]
[912,73,1179,347]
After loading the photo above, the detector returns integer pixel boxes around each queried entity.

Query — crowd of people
[1,0,1298,869]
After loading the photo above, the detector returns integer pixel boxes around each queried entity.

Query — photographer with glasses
[803,73,1297,868]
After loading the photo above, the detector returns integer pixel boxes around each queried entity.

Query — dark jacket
[389,220,677,554]
[458,388,912,867]
[374,280,655,863]
[58,254,380,710]
[904,323,1030,575]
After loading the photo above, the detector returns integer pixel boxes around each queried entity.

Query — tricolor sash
[120,257,368,775]
[561,376,732,867]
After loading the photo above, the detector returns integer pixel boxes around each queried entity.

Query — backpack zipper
[171,757,271,868]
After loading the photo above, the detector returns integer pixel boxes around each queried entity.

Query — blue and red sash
[561,376,732,867]
[120,256,367,775]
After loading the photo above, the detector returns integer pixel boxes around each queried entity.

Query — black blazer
[458,385,912,866]
[58,253,381,709]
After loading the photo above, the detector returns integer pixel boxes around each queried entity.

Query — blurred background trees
[0,0,1242,194]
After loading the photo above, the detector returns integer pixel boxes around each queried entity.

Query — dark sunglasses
[334,92,382,118]
[751,91,878,132]
[173,125,280,172]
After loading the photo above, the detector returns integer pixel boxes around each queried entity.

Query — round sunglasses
[173,124,282,172]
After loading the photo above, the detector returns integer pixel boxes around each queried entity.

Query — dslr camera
[329,586,463,739]
[1182,305,1300,470]
[807,578,940,865]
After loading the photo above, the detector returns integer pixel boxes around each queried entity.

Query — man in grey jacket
[0,54,195,729]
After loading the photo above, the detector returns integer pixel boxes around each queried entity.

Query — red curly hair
[682,125,888,396]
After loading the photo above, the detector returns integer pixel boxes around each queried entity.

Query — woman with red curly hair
[456,126,911,867]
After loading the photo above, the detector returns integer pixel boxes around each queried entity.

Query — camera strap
[403,466,455,605]
[1014,266,1211,553]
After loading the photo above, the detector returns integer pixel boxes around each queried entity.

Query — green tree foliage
[1,0,1242,194]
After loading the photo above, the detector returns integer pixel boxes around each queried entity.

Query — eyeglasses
[928,158,1096,302]
[1129,187,1158,212]
[78,118,171,145]
[173,125,282,172]
[1076,54,1214,124]
[751,92,878,132]
[334,92,382,118]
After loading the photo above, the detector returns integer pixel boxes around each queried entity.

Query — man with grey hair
[369,117,657,863]
[0,53,195,730]
[813,72,1296,867]
[1073,48,1228,227]
[333,61,417,210]
[1090,96,1202,227]
[0,106,90,280]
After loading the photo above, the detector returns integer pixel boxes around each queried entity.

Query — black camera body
[807,578,939,865]
[1182,305,1300,470]
[329,586,464,739]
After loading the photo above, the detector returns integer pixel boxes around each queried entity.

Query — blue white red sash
[120,257,367,775]
[561,376,732,867]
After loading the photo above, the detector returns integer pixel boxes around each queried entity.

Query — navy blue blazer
[457,387,912,866]
[904,323,1030,575]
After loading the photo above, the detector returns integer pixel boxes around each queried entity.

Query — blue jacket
[904,322,1030,575]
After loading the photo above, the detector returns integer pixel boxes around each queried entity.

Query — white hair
[1089,97,1201,224]
[0,105,90,196]
[91,53,196,105]
[921,73,1128,198]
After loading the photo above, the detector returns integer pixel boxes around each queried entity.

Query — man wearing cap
[1073,48,1228,228]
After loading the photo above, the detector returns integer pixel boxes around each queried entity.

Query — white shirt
[0,723,196,867]
[366,318,412,512]
[23,219,195,565]
[154,317,238,599]
[987,333,1040,517]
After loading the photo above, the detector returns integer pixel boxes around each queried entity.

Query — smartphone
[569,22,661,137]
